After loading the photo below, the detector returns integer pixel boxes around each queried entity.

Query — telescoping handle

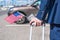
[42,24,45,40]
[29,23,45,40]
[29,23,36,40]
[29,25,33,40]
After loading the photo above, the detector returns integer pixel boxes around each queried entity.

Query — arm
[36,0,51,21]
[29,0,55,26]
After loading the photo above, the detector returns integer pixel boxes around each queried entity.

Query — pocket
[53,27,60,37]
[53,27,60,32]
[55,27,60,32]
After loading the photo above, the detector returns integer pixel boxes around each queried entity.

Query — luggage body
[29,24,45,40]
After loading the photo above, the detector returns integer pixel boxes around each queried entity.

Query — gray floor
[0,10,50,40]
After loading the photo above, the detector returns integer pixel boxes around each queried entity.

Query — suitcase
[29,23,45,40]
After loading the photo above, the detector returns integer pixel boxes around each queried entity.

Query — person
[30,0,60,40]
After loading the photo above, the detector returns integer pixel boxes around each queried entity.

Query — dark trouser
[50,24,60,40]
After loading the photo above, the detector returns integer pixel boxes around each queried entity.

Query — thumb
[30,20,35,25]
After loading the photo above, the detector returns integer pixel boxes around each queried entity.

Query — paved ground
[0,10,50,40]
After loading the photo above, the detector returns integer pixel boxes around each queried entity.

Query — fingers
[30,18,43,26]
[36,22,40,26]
[36,21,43,26]
[30,20,35,25]
[30,21,42,26]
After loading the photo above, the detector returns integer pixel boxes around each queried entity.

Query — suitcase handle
[29,23,45,40]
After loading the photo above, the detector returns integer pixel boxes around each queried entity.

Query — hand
[30,18,43,26]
